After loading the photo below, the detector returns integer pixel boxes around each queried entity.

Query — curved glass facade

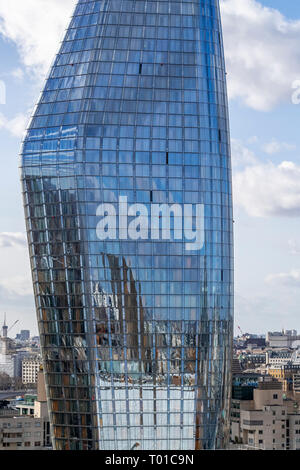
[20,0,233,450]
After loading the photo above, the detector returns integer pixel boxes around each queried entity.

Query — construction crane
[237,325,244,337]
[8,320,19,333]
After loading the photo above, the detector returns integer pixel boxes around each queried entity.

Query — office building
[20,0,234,450]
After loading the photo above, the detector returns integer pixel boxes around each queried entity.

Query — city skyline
[1,0,300,337]
[1,0,300,452]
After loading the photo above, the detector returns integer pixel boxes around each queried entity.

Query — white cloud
[0,234,35,331]
[0,112,29,138]
[0,233,34,306]
[231,138,258,169]
[221,0,300,110]
[265,269,300,287]
[233,160,300,217]
[231,140,300,218]
[262,140,296,155]
[0,275,33,297]
[11,68,24,81]
[288,239,300,255]
[0,232,27,249]
[0,0,76,76]
[247,136,259,145]
[234,290,298,334]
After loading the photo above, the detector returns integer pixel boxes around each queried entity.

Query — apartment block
[230,377,300,450]
[22,356,42,385]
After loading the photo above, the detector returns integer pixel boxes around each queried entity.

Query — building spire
[2,313,8,338]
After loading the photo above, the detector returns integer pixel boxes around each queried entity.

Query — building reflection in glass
[21,0,234,450]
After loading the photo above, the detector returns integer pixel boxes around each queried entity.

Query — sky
[0,0,300,337]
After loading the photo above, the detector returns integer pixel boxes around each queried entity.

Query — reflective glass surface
[20,0,234,450]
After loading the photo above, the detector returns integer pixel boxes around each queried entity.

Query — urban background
[2,318,300,450]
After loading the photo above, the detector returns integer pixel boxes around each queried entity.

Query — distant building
[20,331,30,342]
[267,364,300,392]
[16,331,30,342]
[240,353,266,370]
[0,337,32,380]
[291,349,300,364]
[14,351,31,380]
[244,338,266,349]
[0,336,16,378]
[0,371,51,450]
[293,374,300,394]
[288,413,300,451]
[0,320,39,381]
[232,358,243,375]
[267,331,298,349]
[266,350,293,367]
[0,316,12,376]
[22,357,43,385]
[230,376,300,450]
[2,315,8,339]
[232,372,261,401]
[31,337,40,346]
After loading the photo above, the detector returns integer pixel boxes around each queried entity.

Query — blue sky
[0,0,300,336]
[261,1,300,16]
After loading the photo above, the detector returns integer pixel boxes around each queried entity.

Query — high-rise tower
[2,313,8,338]
[21,0,234,450]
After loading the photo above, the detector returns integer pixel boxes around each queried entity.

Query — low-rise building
[0,371,51,450]
[266,350,293,367]
[239,353,266,370]
[267,364,300,392]
[266,331,298,349]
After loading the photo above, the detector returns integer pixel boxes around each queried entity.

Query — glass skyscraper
[20,0,233,451]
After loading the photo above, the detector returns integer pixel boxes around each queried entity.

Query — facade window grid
[21,0,233,451]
